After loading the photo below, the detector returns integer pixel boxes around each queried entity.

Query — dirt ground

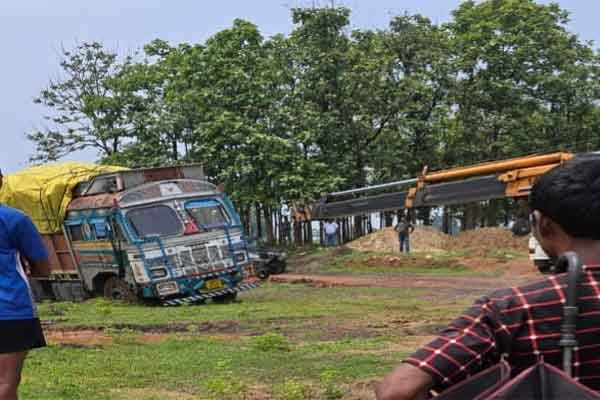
[270,269,532,296]
[346,226,528,256]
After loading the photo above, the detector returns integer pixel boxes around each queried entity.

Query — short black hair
[530,153,600,240]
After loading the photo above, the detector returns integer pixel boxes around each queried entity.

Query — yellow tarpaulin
[0,162,126,234]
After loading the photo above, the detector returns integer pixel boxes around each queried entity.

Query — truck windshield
[185,199,231,229]
[127,205,182,238]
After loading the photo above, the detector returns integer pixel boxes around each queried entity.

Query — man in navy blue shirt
[0,169,49,400]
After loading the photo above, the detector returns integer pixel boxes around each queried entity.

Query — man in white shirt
[323,220,339,246]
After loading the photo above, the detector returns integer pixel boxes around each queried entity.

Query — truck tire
[213,292,237,304]
[103,276,136,302]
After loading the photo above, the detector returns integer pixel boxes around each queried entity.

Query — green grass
[23,335,405,400]
[26,245,504,399]
[286,246,521,279]
[37,284,447,327]
[312,249,479,276]
[24,281,475,400]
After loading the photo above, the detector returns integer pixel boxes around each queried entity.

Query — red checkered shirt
[405,265,600,394]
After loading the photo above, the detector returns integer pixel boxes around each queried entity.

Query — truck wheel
[103,276,136,302]
[213,292,237,304]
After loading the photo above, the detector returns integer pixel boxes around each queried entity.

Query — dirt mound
[346,226,446,253]
[447,227,528,255]
[346,226,527,255]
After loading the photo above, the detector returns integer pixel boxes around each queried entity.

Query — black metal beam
[312,175,508,220]
[415,175,507,207]
[312,191,407,220]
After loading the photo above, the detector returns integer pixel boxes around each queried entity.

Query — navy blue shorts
[0,318,46,353]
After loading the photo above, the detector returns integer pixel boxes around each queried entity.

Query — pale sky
[0,0,596,173]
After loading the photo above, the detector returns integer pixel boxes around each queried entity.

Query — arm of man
[375,294,510,399]
[375,363,432,400]
[14,214,50,276]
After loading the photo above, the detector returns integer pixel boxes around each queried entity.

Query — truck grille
[142,242,239,280]
[191,246,210,264]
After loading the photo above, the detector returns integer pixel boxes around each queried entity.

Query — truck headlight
[150,267,168,279]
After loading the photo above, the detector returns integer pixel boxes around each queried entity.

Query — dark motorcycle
[249,247,287,280]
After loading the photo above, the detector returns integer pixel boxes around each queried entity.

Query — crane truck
[309,152,575,273]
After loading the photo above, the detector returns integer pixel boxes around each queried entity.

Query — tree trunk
[419,207,432,226]
[341,218,348,244]
[293,221,302,245]
[442,206,450,234]
[385,212,394,227]
[243,206,251,237]
[319,221,324,246]
[306,221,313,244]
[353,215,363,238]
[264,206,274,244]
[463,203,479,231]
[255,203,263,240]
[485,199,500,227]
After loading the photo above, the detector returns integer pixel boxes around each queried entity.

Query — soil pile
[346,226,446,253]
[446,227,528,255]
[346,226,527,255]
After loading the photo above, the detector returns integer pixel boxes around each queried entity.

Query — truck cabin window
[186,200,230,229]
[91,219,109,240]
[127,205,182,238]
[68,224,86,242]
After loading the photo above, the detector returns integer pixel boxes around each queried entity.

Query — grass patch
[22,332,408,399]
[38,284,447,328]
[27,259,484,399]
[323,250,477,276]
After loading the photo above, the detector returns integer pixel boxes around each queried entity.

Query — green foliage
[28,1,600,221]
[250,332,291,352]
[446,0,600,163]
[320,369,345,399]
[28,42,133,163]
[274,379,313,400]
[204,359,249,399]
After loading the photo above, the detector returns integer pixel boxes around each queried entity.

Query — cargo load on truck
[0,162,125,234]
[0,162,258,305]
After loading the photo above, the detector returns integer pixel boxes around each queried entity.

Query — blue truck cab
[52,165,257,305]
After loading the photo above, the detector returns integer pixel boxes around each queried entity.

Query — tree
[28,42,132,163]
[101,39,198,167]
[447,0,600,163]
[371,14,452,180]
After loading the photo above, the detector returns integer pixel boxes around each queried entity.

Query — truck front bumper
[161,281,260,306]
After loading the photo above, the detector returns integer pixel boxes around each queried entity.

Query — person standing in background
[0,169,50,400]
[394,216,415,253]
[323,219,339,247]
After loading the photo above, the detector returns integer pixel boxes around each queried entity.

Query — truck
[0,162,258,305]
[308,151,575,272]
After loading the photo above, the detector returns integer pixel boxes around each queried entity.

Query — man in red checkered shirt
[375,154,600,400]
